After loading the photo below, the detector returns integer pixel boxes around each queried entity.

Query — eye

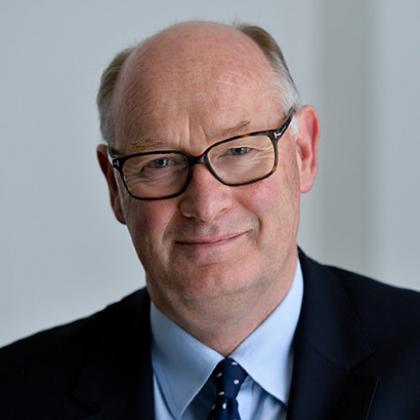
[228,146,252,156]
[148,158,175,169]
[140,155,188,175]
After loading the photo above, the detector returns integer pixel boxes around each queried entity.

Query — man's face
[99,24,318,317]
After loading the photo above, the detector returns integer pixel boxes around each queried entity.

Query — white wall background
[1,0,419,347]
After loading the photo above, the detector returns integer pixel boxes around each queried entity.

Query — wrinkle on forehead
[111,22,280,149]
[123,118,253,155]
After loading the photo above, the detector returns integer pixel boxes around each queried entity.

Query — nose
[178,164,233,223]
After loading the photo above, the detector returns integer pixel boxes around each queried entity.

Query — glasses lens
[208,135,275,184]
[123,153,189,198]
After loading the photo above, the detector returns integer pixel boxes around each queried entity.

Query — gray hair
[97,23,300,145]
[235,24,300,112]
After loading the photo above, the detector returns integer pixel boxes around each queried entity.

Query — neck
[150,251,298,356]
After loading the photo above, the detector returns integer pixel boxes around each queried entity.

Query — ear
[96,144,126,224]
[294,105,320,193]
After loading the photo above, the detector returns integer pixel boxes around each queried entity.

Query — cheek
[240,154,301,243]
[124,199,175,253]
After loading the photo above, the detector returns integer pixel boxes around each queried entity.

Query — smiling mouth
[176,231,248,247]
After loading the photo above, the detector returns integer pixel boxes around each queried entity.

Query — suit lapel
[287,252,378,420]
[71,289,155,420]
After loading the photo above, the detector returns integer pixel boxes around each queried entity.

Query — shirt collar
[230,260,303,404]
[150,260,303,418]
[151,303,222,419]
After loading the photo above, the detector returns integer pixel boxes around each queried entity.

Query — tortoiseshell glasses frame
[108,108,295,200]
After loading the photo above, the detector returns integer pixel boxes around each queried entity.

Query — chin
[171,262,259,300]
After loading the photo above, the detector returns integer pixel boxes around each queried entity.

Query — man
[1,21,420,420]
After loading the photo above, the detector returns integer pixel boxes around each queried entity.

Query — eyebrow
[213,120,252,139]
[126,119,252,153]
[128,138,166,152]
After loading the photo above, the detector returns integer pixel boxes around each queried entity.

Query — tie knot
[213,358,247,399]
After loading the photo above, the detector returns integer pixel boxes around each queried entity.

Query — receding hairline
[97,20,300,145]
[115,21,279,92]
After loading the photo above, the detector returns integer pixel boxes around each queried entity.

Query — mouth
[176,231,248,247]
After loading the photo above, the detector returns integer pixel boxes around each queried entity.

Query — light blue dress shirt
[151,261,303,420]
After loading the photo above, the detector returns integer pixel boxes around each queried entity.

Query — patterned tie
[207,358,247,420]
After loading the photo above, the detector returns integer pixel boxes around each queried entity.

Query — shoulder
[300,250,420,345]
[330,263,420,345]
[0,288,151,418]
[0,287,150,376]
[329,262,420,322]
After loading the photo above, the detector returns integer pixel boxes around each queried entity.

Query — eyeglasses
[108,109,295,200]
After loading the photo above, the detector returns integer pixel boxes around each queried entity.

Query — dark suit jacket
[1,251,420,420]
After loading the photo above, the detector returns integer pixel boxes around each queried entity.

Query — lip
[176,231,248,247]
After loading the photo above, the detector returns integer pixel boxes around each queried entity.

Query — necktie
[207,358,247,420]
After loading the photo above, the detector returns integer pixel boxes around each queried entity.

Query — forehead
[112,23,282,151]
